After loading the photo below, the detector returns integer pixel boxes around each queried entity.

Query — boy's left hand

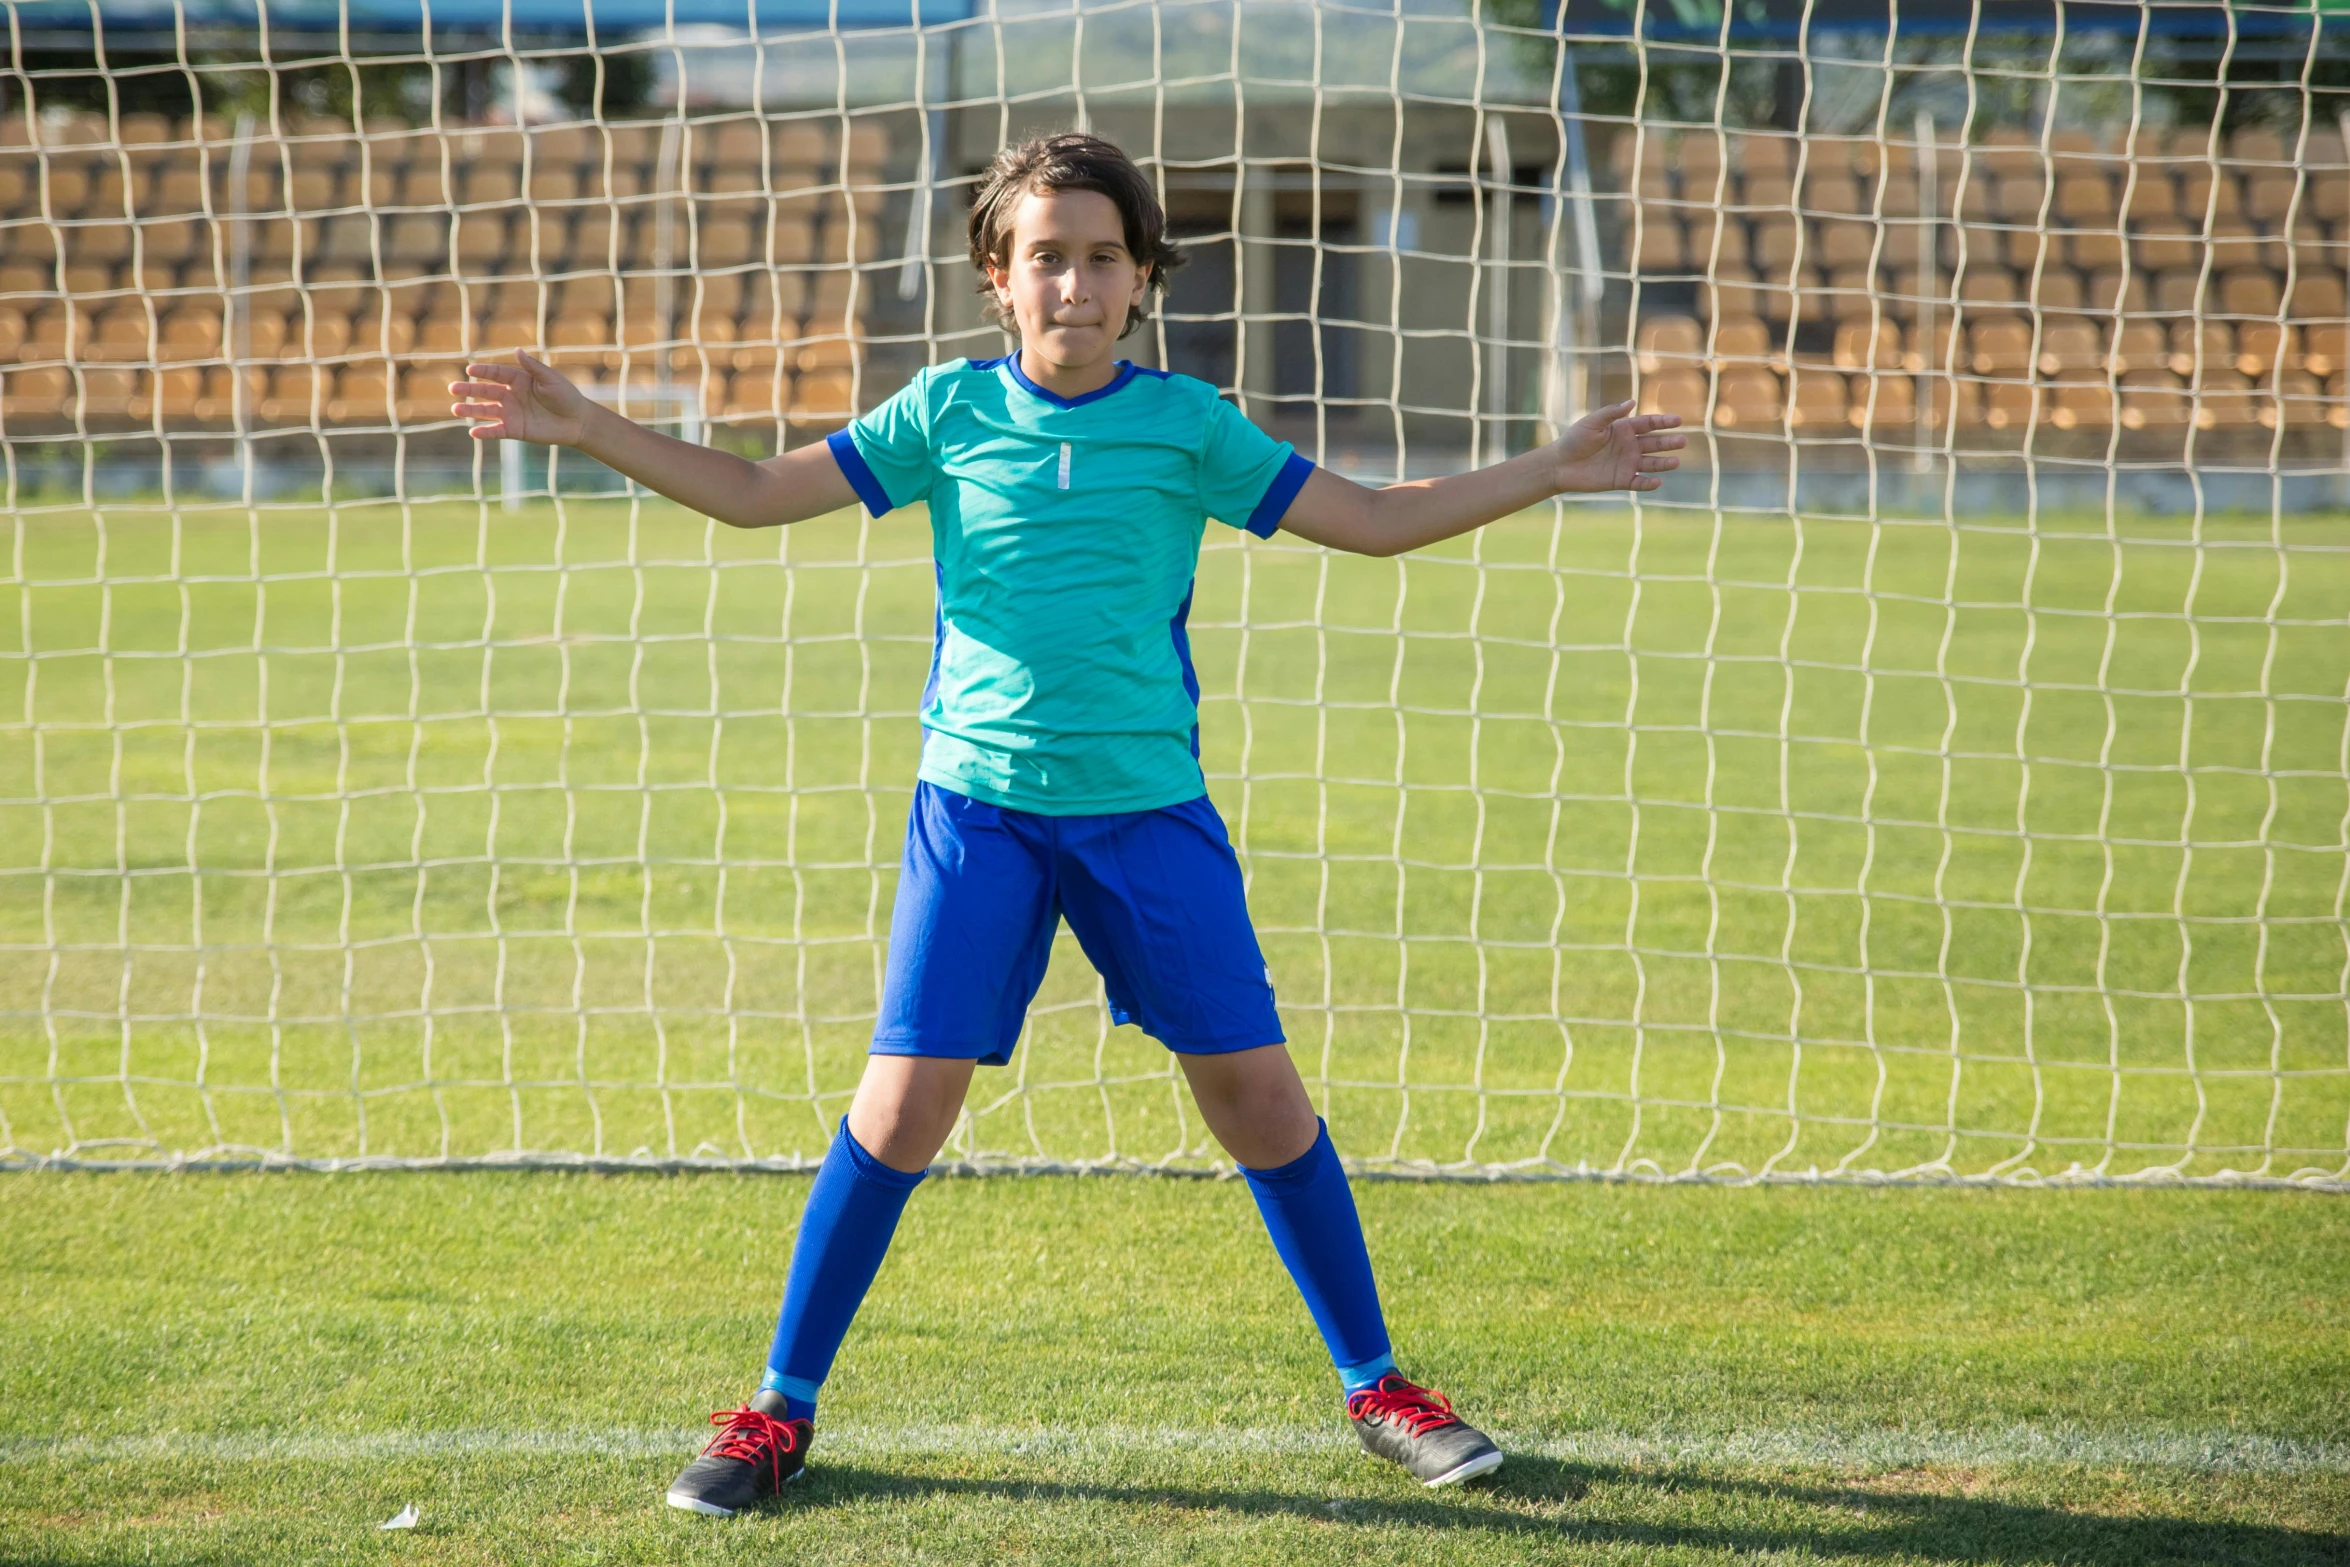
[1551,400,1686,494]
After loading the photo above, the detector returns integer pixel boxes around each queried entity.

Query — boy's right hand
[451,352,593,447]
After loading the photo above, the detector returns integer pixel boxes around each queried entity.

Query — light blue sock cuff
[759,1369,823,1403]
[1338,1352,1397,1392]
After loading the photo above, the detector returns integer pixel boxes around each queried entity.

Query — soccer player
[451,131,1683,1515]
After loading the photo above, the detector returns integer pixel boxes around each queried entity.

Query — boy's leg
[667,1056,972,1515]
[1049,792,1503,1487]
[671,784,1059,1515]
[1177,1045,1394,1388]
[760,1054,975,1416]
[763,783,1055,1421]
[1183,1045,1501,1485]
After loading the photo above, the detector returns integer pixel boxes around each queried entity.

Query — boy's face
[987,187,1150,369]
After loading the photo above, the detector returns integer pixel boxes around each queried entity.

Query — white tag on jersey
[1057,441,1072,490]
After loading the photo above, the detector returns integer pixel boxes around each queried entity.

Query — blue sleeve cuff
[1244,451,1315,538]
[826,428,895,518]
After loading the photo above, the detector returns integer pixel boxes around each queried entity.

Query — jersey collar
[996,352,1140,409]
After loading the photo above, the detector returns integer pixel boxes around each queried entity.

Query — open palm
[1552,399,1686,493]
[450,352,591,446]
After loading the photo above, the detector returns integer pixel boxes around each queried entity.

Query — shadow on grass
[785,1455,2350,1566]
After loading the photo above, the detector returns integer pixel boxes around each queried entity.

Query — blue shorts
[873,782,1284,1065]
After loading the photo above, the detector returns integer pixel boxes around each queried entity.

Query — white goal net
[3,0,2347,1186]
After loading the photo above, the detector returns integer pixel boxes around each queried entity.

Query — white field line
[1,1425,2342,1475]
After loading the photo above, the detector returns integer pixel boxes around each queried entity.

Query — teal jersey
[827,356,1312,815]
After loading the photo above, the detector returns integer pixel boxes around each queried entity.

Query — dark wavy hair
[967,132,1184,340]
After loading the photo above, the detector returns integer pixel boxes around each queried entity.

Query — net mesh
[3,0,2347,1186]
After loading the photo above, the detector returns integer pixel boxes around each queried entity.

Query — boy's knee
[1180,1046,1317,1167]
[849,1055,974,1172]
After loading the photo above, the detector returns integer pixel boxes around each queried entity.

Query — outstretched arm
[450,353,857,529]
[1276,400,1685,558]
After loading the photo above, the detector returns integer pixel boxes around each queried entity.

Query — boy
[451,131,1683,1515]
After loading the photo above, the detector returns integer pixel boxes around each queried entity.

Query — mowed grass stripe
[5,499,2349,1177]
[5,1172,2348,1562]
[7,1424,2346,1474]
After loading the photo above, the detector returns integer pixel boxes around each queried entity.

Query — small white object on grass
[378,1503,421,1531]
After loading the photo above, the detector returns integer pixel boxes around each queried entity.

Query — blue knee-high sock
[1240,1120,1397,1394]
[760,1118,927,1421]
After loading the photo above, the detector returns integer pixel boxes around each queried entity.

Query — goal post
[2,0,2347,1188]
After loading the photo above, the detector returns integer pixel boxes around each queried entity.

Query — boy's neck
[1017,344,1124,402]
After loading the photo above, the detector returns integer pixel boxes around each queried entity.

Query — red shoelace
[701,1406,804,1490]
[1345,1375,1461,1437]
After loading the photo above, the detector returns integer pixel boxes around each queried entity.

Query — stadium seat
[725,366,786,419]
[2169,320,2234,377]
[2273,369,2336,430]
[2133,226,2199,272]
[1801,172,1864,216]
[1846,370,1915,428]
[2124,175,2178,223]
[1,363,71,418]
[1977,372,2035,431]
[1709,316,1779,369]
[78,365,141,418]
[1635,315,1703,374]
[1635,221,1686,272]
[260,363,322,422]
[2044,381,2113,430]
[191,365,266,422]
[2299,321,2347,377]
[1712,366,1782,428]
[27,308,94,360]
[2081,268,2149,315]
[1821,265,1879,319]
[2151,271,2205,314]
[2288,273,2347,319]
[2052,175,2111,224]
[1832,318,1903,372]
[1639,368,1707,420]
[2031,268,2082,312]
[1969,319,2034,378]
[152,365,203,419]
[298,312,355,359]
[329,362,392,423]
[2235,321,2294,379]
[1786,366,1849,429]
[1958,267,2024,310]
[2119,369,2189,428]
[2035,318,2103,379]
[396,363,464,421]
[2191,369,2257,429]
[1812,218,1876,269]
[89,306,152,362]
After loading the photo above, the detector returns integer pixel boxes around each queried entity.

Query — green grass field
[5,495,2348,1564]
[5,494,2347,1179]
[4,1171,2348,1564]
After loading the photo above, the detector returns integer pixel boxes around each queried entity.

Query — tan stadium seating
[1785,365,1849,429]
[1847,370,1915,427]
[0,109,890,432]
[1710,366,1783,428]
[1622,121,2348,440]
[1634,314,1703,374]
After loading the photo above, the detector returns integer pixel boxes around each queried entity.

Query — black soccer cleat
[665,1403,813,1516]
[1346,1372,1504,1487]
